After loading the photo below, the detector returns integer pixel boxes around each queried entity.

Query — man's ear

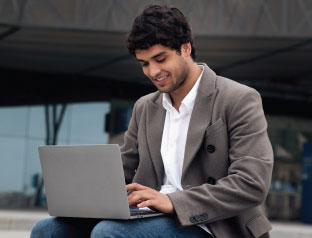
[181,42,192,57]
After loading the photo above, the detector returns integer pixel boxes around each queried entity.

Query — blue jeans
[31,216,209,238]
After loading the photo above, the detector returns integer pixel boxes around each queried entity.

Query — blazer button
[189,216,196,223]
[185,185,192,189]
[207,177,216,185]
[207,145,215,153]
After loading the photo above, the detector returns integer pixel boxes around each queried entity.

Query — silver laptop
[38,144,164,219]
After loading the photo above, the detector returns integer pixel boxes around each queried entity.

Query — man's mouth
[155,74,169,82]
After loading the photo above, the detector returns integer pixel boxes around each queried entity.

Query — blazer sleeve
[120,101,140,184]
[167,88,274,226]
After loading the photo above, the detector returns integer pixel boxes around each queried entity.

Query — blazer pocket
[246,214,272,238]
[204,117,225,138]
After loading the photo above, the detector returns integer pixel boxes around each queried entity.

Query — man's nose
[149,63,161,78]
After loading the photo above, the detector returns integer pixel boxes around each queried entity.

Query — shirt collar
[162,65,204,114]
[181,65,204,114]
[162,93,172,112]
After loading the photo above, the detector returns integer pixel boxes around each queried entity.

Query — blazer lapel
[146,93,165,188]
[182,63,218,177]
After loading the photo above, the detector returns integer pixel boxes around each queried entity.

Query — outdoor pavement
[0,209,312,238]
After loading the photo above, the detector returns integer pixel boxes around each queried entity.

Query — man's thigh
[31,216,100,238]
[91,216,208,238]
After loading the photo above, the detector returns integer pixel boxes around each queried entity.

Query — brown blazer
[121,63,274,238]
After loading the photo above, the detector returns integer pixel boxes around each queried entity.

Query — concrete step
[0,209,312,238]
[270,221,312,238]
[0,209,48,231]
[0,230,31,238]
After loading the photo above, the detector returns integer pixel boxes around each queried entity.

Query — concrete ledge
[0,230,31,238]
[1,209,312,238]
[0,209,49,231]
[270,221,312,238]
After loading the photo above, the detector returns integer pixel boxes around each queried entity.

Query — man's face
[135,44,189,94]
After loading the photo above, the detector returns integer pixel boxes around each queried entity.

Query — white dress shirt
[160,66,203,194]
[159,66,212,235]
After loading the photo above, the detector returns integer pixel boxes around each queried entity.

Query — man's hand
[126,183,174,214]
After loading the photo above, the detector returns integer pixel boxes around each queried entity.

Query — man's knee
[91,220,127,238]
[31,217,90,238]
[31,217,57,238]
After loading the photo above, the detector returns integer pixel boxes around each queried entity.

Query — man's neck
[170,63,202,111]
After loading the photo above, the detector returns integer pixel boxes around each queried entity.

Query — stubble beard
[158,61,189,94]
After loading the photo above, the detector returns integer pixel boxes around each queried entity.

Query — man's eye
[156,58,165,63]
[142,62,148,67]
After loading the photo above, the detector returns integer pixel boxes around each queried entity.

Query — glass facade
[0,103,110,196]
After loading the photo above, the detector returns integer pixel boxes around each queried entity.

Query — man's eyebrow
[136,51,167,62]
[151,51,166,59]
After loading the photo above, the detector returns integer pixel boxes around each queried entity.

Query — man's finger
[128,190,156,204]
[137,199,154,208]
[126,183,148,192]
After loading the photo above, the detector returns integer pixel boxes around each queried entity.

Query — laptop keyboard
[129,206,160,215]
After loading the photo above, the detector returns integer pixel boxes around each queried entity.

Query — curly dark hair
[126,4,196,60]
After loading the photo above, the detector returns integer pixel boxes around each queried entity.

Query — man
[31,4,273,238]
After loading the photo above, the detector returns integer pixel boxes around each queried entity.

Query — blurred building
[1,0,312,221]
